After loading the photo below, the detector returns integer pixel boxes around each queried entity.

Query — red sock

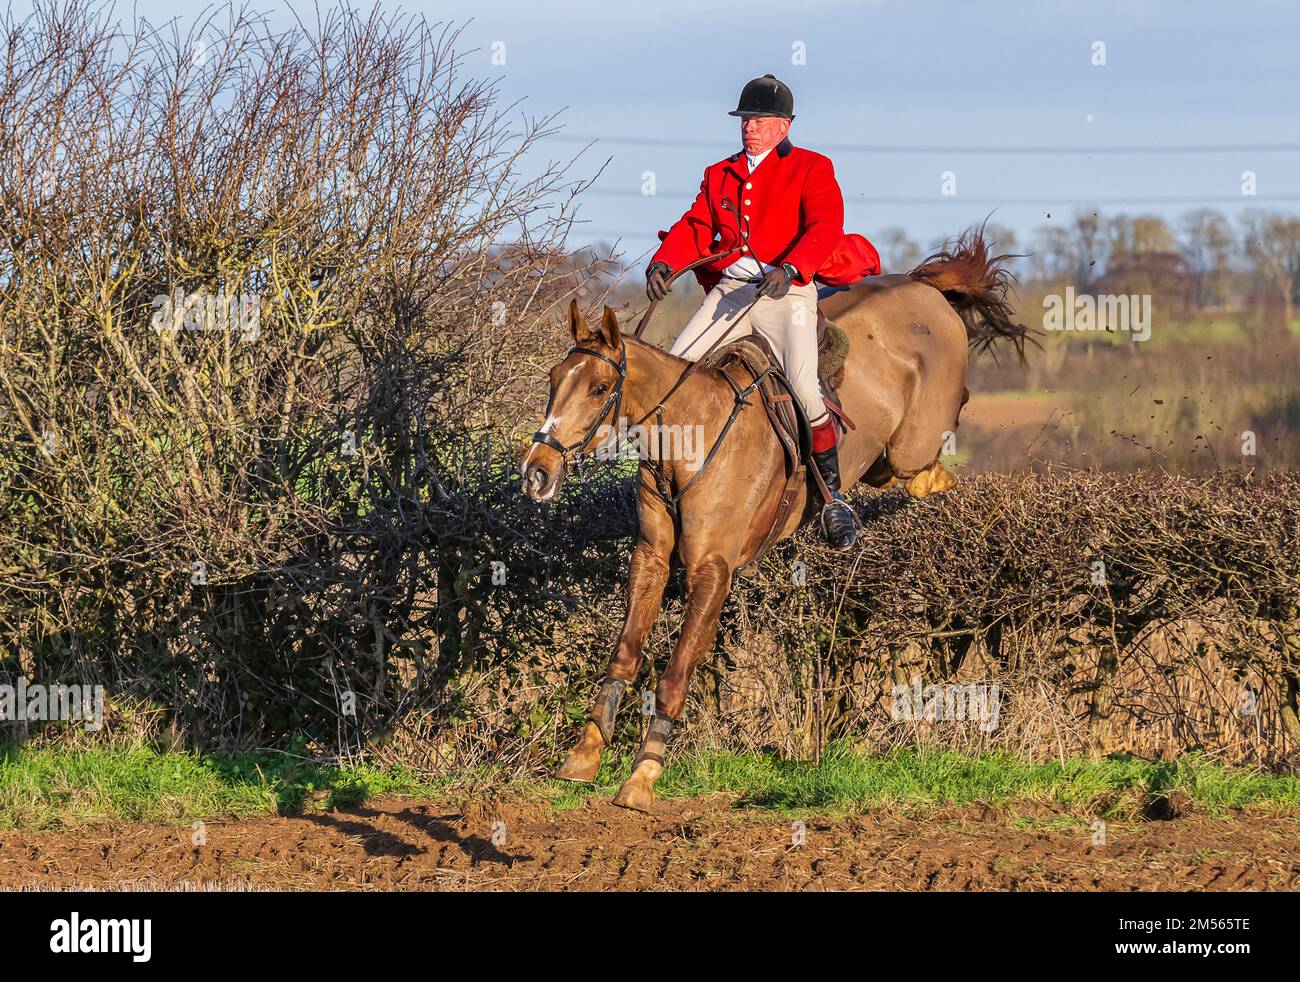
[811,417,837,453]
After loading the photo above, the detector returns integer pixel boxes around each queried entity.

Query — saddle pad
[819,319,849,390]
[704,322,849,391]
[704,338,772,374]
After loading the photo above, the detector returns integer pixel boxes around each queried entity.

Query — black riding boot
[812,445,857,550]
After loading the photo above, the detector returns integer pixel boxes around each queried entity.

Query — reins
[542,196,777,511]
[628,197,764,428]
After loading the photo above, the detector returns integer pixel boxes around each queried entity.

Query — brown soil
[3,796,1298,891]
[963,392,1066,432]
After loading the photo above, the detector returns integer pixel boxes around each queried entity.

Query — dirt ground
[3,796,1298,891]
[962,391,1066,432]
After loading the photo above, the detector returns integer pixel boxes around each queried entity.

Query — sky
[16,0,1300,267]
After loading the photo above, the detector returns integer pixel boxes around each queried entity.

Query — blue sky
[453,0,1300,262]
[19,0,1300,265]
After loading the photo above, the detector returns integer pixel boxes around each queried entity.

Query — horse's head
[520,299,626,501]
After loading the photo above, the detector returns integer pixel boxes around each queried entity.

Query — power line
[570,201,1300,242]
[544,133,1300,155]
[582,190,1300,206]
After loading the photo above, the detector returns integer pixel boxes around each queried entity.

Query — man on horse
[645,73,879,550]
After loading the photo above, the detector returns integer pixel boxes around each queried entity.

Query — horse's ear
[600,306,622,348]
[568,298,591,342]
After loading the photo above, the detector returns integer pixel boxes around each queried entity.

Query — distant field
[616,279,1300,473]
[962,389,1064,431]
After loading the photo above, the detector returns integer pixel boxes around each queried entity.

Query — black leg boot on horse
[810,417,857,550]
[555,677,626,782]
[612,715,673,811]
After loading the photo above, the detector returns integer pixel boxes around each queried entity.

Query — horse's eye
[592,383,609,397]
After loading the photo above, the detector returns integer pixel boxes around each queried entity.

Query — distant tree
[875,226,921,272]
[1179,209,1235,308]
[983,222,1019,254]
[1109,215,1176,255]
[1240,209,1300,332]
[1070,210,1108,289]
[1027,225,1073,282]
[1100,249,1195,319]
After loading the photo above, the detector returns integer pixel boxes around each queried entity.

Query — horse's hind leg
[613,551,731,812]
[861,452,896,489]
[889,382,965,498]
[555,503,673,782]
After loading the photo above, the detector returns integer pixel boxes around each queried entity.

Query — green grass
[1035,315,1254,349]
[2,740,1298,832]
[1073,315,1300,347]
[546,742,1300,819]
[1147,318,1246,347]
[0,742,450,832]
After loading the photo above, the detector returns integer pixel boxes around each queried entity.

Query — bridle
[530,343,628,467]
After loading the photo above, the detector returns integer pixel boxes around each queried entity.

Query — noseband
[531,344,628,465]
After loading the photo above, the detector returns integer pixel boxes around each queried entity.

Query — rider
[646,74,879,551]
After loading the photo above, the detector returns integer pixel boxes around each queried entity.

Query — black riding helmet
[728,74,795,119]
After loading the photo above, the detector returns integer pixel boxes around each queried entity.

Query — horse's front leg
[613,551,731,811]
[555,500,674,782]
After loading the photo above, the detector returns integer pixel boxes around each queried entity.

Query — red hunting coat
[652,138,880,292]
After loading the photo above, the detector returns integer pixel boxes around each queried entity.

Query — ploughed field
[3,796,1298,891]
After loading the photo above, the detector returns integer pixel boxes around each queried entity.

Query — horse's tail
[908,223,1036,363]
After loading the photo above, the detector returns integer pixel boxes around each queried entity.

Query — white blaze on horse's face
[520,349,621,502]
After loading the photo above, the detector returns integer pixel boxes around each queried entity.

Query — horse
[520,229,1029,811]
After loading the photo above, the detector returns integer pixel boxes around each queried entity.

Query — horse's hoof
[932,466,957,494]
[906,462,957,499]
[611,780,655,812]
[554,721,604,782]
[555,750,600,782]
[611,759,661,812]
[904,471,931,498]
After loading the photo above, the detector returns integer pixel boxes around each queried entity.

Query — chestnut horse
[520,230,1028,811]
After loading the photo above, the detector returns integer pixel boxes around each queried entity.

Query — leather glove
[756,264,793,299]
[645,261,673,301]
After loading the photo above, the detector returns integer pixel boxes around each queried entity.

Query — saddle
[703,309,856,571]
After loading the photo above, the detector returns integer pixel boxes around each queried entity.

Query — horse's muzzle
[520,444,565,501]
